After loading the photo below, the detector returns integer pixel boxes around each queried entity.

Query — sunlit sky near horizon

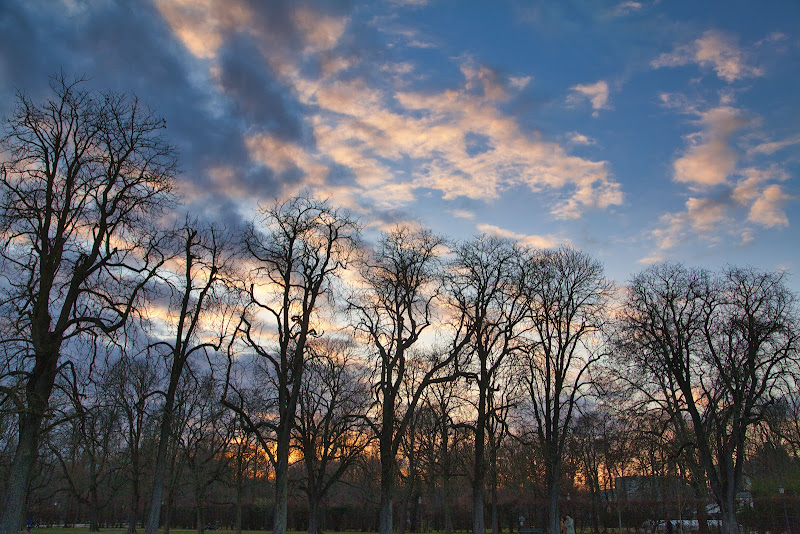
[1,0,799,289]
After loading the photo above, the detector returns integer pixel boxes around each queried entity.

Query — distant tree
[104,349,162,534]
[617,263,800,534]
[0,73,177,534]
[223,196,359,534]
[519,247,612,534]
[416,374,466,534]
[295,338,371,534]
[179,374,234,534]
[46,354,118,532]
[230,416,259,534]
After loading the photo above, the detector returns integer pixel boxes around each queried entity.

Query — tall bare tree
[445,236,529,534]
[618,263,799,534]
[348,226,462,534]
[143,222,240,534]
[520,246,612,534]
[224,196,359,534]
[0,73,177,534]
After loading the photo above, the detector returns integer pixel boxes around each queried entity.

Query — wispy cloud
[652,30,763,82]
[613,1,643,17]
[568,80,611,117]
[747,134,800,157]
[476,224,566,249]
[448,209,476,220]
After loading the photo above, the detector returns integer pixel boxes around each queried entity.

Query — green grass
[24,530,366,534]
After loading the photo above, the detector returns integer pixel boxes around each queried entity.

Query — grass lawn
[23,530,362,534]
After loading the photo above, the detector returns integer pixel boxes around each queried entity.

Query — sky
[1,0,799,290]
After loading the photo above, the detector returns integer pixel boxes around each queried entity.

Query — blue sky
[1,0,798,288]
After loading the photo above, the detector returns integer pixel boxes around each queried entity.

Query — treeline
[1,76,799,534]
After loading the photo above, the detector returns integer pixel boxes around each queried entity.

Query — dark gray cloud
[0,0,275,205]
[217,34,304,142]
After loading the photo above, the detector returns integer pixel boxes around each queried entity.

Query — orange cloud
[673,106,749,188]
[652,30,762,82]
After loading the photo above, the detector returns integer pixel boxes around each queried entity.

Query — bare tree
[519,246,612,534]
[230,416,259,534]
[104,348,163,533]
[348,226,462,534]
[416,373,466,534]
[295,338,372,534]
[224,196,359,534]
[45,355,118,532]
[178,373,234,534]
[0,73,177,534]
[617,263,799,534]
[445,236,529,534]
[144,222,241,534]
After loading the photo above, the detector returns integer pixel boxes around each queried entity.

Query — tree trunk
[196,504,205,534]
[719,493,738,534]
[88,480,100,532]
[273,420,291,534]
[398,495,408,534]
[162,501,172,534]
[442,427,453,534]
[473,485,485,534]
[443,476,454,534]
[490,444,499,534]
[145,359,184,534]
[473,387,487,534]
[0,413,43,534]
[379,456,394,534]
[546,460,560,534]
[308,493,321,534]
[0,351,59,534]
[235,474,244,534]
[129,448,141,534]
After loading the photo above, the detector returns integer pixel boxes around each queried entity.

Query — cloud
[153,1,623,221]
[649,196,731,254]
[568,80,610,116]
[732,167,788,205]
[652,30,762,82]
[448,209,475,220]
[673,106,750,188]
[747,134,800,157]
[509,75,532,90]
[476,224,566,249]
[292,7,349,54]
[215,34,303,140]
[613,2,642,16]
[569,132,595,145]
[643,157,792,262]
[748,184,790,228]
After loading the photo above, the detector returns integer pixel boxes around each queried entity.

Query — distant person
[665,519,673,534]
[560,515,566,534]
[565,514,575,534]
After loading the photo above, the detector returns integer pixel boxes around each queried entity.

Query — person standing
[564,514,575,534]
